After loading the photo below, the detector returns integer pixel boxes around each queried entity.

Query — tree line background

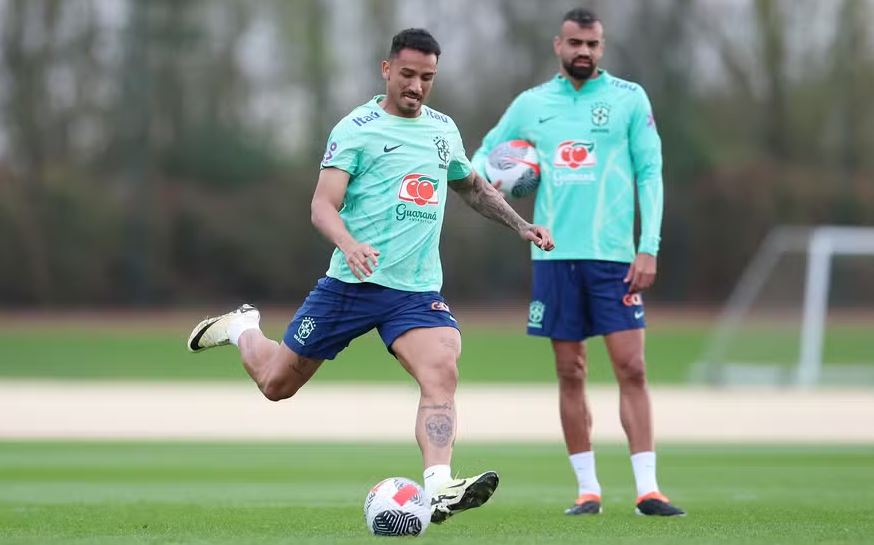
[1,0,872,307]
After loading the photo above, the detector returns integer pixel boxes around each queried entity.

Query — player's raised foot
[564,493,602,515]
[635,491,686,517]
[187,304,260,353]
[430,471,499,524]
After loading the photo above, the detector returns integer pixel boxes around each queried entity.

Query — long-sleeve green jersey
[472,71,663,262]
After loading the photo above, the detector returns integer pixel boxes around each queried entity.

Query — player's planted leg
[392,326,499,523]
[553,340,603,515]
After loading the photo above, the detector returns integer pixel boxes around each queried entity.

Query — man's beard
[563,58,596,80]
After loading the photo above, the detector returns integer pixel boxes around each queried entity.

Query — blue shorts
[527,260,645,341]
[284,276,460,360]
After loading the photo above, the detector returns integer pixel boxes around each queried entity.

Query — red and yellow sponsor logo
[553,140,597,169]
[431,301,450,312]
[622,293,643,307]
[398,173,439,206]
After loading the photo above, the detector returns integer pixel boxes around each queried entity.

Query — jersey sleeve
[629,88,664,256]
[320,120,362,176]
[470,95,526,180]
[446,124,473,182]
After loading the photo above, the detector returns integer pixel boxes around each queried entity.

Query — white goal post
[695,225,874,387]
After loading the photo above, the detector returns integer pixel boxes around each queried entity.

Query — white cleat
[186,304,260,353]
[430,471,499,524]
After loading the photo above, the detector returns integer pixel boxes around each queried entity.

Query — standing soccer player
[472,9,684,516]
[186,28,554,524]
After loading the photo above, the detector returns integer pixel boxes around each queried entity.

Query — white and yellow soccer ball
[484,140,541,198]
[363,477,431,537]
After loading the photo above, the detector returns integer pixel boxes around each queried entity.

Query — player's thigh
[284,277,378,360]
[266,341,324,386]
[391,326,462,384]
[528,260,588,340]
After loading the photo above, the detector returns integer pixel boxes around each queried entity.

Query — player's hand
[521,224,555,251]
[624,253,657,293]
[340,241,381,281]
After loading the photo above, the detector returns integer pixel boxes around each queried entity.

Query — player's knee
[261,377,297,402]
[615,357,647,386]
[555,355,587,383]
[420,356,458,394]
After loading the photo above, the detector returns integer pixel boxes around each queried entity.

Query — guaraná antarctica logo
[553,140,597,169]
[396,173,439,223]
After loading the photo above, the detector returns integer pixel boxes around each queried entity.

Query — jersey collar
[554,69,609,95]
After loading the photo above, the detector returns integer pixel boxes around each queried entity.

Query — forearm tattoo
[424,413,454,447]
[454,173,528,233]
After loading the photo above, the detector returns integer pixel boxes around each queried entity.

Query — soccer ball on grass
[363,477,431,536]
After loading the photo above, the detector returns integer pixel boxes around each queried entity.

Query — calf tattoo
[425,413,453,447]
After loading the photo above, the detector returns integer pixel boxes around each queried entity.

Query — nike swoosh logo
[189,318,218,351]
[445,481,467,489]
[383,144,403,153]
[634,311,645,319]
[538,115,557,124]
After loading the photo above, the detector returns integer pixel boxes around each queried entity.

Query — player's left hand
[522,224,555,251]
[624,253,657,293]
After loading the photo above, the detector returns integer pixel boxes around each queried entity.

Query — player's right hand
[341,242,381,281]
[522,224,555,251]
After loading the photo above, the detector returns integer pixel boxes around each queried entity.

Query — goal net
[692,226,874,387]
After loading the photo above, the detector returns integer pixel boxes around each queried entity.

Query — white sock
[228,314,261,346]
[630,451,659,497]
[569,451,601,497]
[423,464,452,500]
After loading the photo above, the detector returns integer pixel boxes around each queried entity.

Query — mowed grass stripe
[0,442,872,544]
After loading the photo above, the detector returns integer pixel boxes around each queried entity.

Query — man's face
[381,48,438,116]
[554,20,604,81]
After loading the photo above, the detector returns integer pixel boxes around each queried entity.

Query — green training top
[472,70,663,262]
[320,95,472,292]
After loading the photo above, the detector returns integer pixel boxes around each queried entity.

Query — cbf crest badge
[528,300,545,328]
[293,317,316,345]
[433,136,450,169]
[591,102,611,127]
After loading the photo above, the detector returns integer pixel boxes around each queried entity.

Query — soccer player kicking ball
[186,28,554,524]
[472,9,684,517]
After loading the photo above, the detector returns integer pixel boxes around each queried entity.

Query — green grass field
[2,317,872,384]
[1,442,872,544]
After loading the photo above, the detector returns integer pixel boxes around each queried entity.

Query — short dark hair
[389,28,441,59]
[562,8,600,27]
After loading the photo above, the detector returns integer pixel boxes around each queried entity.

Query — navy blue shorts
[284,277,460,360]
[527,260,645,341]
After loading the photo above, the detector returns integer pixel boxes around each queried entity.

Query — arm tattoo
[425,413,454,447]
[451,172,529,233]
